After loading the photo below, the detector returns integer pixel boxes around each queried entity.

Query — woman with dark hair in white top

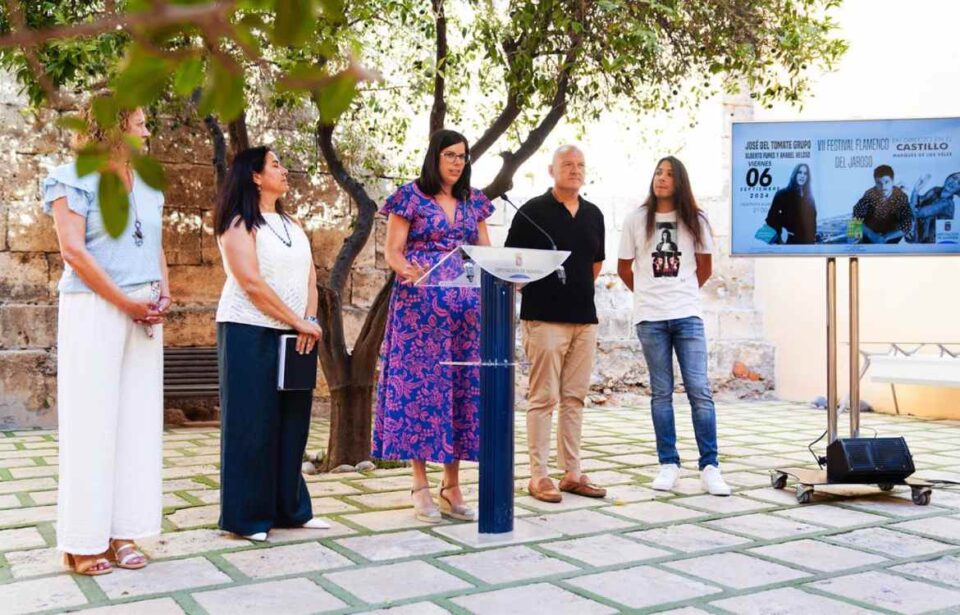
[214,146,328,541]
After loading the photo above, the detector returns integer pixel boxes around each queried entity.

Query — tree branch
[471,91,519,162]
[0,1,236,49]
[428,0,447,136]
[470,0,556,162]
[481,47,578,199]
[203,115,228,189]
[315,121,379,295]
[2,0,75,108]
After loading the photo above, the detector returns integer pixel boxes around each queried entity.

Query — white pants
[56,285,163,554]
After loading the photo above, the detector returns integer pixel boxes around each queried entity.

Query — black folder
[277,334,318,391]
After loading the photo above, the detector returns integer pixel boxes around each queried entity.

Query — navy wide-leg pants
[217,322,313,535]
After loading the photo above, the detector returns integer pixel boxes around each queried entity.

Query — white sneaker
[651,464,681,491]
[701,465,731,496]
[243,532,268,542]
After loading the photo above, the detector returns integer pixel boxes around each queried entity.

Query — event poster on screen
[731,117,960,256]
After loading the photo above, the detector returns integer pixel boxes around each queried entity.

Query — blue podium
[417,245,569,534]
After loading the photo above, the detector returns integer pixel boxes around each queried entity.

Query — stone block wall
[0,75,392,427]
[0,77,64,427]
[0,72,774,428]
[515,199,774,399]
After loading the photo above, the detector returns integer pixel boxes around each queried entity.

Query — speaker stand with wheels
[772,257,934,506]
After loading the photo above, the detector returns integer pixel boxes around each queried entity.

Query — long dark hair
[214,146,289,236]
[786,163,814,205]
[941,171,960,196]
[644,156,706,248]
[416,129,471,201]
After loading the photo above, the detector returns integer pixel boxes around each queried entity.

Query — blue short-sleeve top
[42,162,164,293]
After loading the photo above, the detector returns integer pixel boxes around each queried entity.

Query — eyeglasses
[441,152,468,163]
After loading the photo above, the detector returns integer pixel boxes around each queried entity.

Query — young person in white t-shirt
[617,156,731,496]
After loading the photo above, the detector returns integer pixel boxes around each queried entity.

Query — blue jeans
[636,317,718,470]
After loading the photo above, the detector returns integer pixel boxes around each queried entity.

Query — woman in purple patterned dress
[375,129,493,523]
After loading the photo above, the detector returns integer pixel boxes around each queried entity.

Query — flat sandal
[63,553,112,576]
[109,539,148,570]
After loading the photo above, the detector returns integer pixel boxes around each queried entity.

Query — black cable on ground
[808,429,828,468]
[925,479,960,487]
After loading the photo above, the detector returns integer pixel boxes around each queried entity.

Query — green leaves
[198,59,246,122]
[76,147,108,177]
[92,95,120,130]
[2,0,363,131]
[274,0,319,46]
[315,72,358,122]
[1,0,374,241]
[98,171,130,238]
[111,47,175,108]
[56,115,87,132]
[74,147,145,238]
[73,148,164,238]
[173,56,204,97]
[132,155,167,192]
[319,0,345,17]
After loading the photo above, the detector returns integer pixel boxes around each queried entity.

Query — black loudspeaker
[826,437,915,484]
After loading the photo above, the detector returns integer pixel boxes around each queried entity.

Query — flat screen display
[731,117,960,256]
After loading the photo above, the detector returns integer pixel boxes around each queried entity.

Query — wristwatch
[305,316,318,324]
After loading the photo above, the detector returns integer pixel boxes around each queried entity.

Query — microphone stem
[502,194,566,285]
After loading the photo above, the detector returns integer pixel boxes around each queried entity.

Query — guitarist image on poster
[652,224,681,277]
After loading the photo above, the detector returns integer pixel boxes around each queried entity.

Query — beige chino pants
[522,321,598,480]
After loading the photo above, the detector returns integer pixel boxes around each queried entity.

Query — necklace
[123,165,144,247]
[262,215,292,247]
[131,196,143,247]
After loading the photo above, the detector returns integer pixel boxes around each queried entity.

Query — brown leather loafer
[559,474,607,498]
[528,477,562,503]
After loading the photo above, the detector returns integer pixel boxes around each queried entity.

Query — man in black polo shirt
[505,145,606,503]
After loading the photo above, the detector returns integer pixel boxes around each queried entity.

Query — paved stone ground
[2,400,960,614]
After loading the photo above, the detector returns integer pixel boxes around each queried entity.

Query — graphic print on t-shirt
[651,221,681,277]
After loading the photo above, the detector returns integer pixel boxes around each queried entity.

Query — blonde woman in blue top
[44,101,169,575]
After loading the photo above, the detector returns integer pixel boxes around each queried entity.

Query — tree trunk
[428,0,447,136]
[228,115,250,155]
[316,273,393,471]
[312,117,390,470]
[203,115,228,188]
[322,382,374,470]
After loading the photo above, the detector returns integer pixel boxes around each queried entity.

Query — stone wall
[0,74,64,429]
[506,93,775,399]
[0,74,391,428]
[0,73,774,429]
[504,200,774,401]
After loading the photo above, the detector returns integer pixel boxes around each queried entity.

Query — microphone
[501,193,566,284]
